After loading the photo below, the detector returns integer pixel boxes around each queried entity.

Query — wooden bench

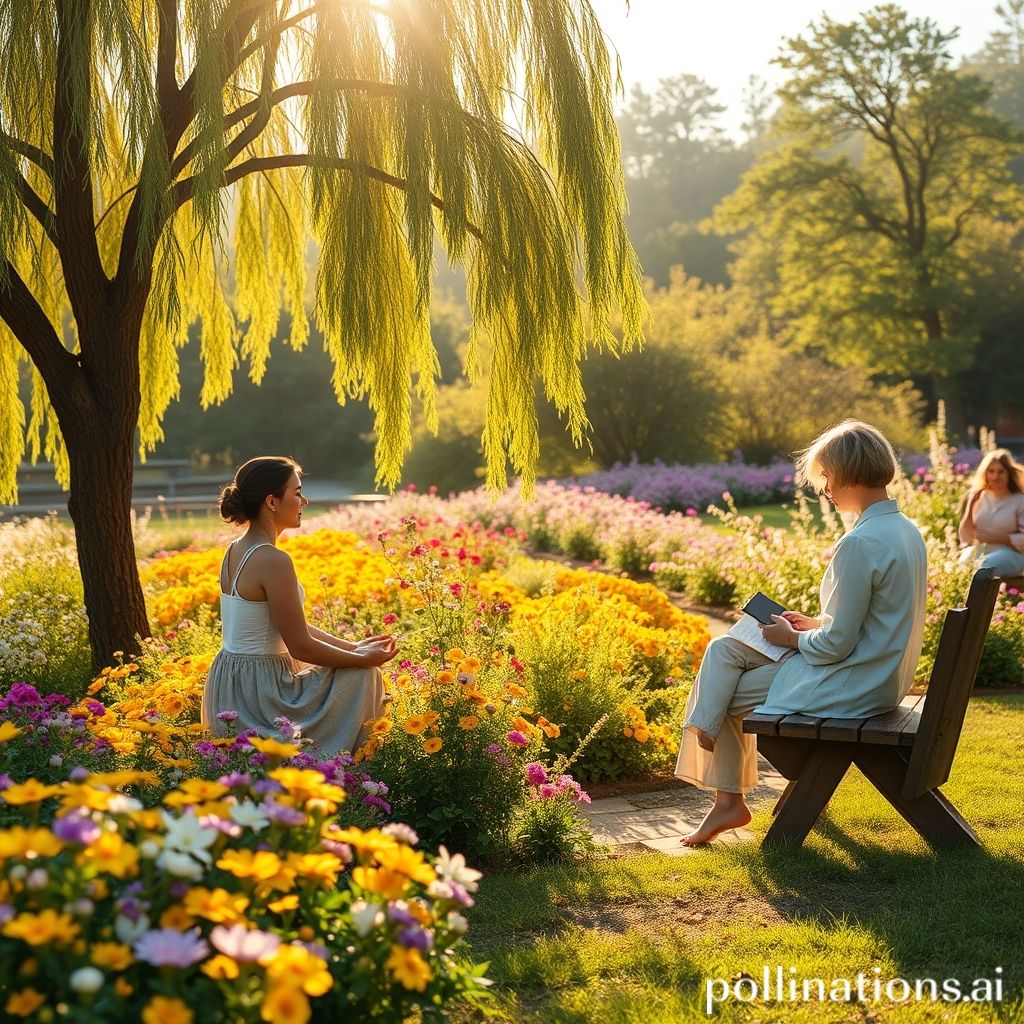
[742,567,1018,849]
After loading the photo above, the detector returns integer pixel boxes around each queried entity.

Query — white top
[958,490,1024,553]
[219,543,304,656]
[758,500,927,718]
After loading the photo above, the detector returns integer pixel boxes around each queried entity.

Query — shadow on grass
[746,821,1024,1001]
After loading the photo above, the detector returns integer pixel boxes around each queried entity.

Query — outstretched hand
[357,634,399,667]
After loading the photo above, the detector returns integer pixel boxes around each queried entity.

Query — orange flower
[422,737,442,754]
[458,715,479,730]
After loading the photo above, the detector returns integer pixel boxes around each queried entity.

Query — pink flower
[525,762,548,786]
[506,731,529,748]
[210,924,281,963]
[382,613,398,626]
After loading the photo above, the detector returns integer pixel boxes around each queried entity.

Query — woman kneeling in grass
[676,421,927,845]
[202,456,398,754]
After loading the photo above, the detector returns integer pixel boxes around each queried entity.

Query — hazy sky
[589,1,1003,137]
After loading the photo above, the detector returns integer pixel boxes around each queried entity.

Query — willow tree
[0,1,645,667]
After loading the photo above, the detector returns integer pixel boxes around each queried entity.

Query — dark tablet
[740,591,786,626]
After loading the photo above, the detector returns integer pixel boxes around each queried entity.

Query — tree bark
[64,417,151,670]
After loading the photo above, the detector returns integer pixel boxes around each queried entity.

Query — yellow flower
[114,977,133,997]
[401,714,430,736]
[376,844,436,885]
[352,866,409,900]
[386,944,432,991]
[247,736,301,759]
[3,909,80,947]
[1,779,60,805]
[286,852,342,889]
[159,905,198,930]
[216,849,283,881]
[201,954,240,980]
[0,721,23,743]
[142,996,193,1024]
[90,942,133,971]
[458,715,479,730]
[325,827,398,856]
[460,657,482,673]
[267,894,300,914]
[163,778,229,807]
[371,718,393,736]
[634,727,650,743]
[0,827,63,860]
[268,768,345,809]
[263,944,333,996]
[444,647,466,662]
[183,887,250,925]
[504,681,527,698]
[511,716,534,735]
[78,832,139,879]
[420,737,442,754]
[462,686,488,705]
[260,985,311,1024]
[4,989,46,1017]
[435,670,456,684]
[86,770,161,788]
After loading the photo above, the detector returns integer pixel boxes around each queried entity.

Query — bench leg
[772,780,796,817]
[761,743,853,847]
[852,747,981,848]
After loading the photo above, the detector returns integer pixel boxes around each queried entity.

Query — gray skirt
[201,649,384,756]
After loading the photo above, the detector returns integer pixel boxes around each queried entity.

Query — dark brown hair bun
[218,457,301,524]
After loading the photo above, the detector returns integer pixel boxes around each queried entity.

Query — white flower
[70,967,104,994]
[107,794,143,814]
[156,849,204,880]
[350,900,385,938]
[114,913,150,944]
[26,868,49,891]
[447,912,469,934]
[161,810,218,864]
[434,846,482,892]
[48,754,63,768]
[229,800,270,831]
[139,839,161,860]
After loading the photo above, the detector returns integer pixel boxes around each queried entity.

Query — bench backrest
[904,568,1021,799]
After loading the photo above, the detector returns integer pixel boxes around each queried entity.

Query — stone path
[581,761,788,856]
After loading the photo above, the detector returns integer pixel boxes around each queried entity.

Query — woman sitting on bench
[676,421,927,845]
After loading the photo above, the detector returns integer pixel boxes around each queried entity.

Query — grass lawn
[462,694,1024,1022]
[700,503,826,533]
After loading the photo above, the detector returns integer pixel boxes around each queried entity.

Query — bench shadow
[746,817,1024,1002]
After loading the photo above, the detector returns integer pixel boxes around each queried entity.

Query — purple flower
[361,794,392,814]
[194,741,218,758]
[217,772,252,789]
[0,904,14,925]
[7,684,43,706]
[133,928,209,968]
[506,731,529,748]
[387,904,417,926]
[525,762,548,786]
[251,779,285,796]
[216,710,239,723]
[485,743,502,755]
[52,810,102,845]
[84,699,106,717]
[0,774,12,791]
[262,800,306,827]
[398,925,434,951]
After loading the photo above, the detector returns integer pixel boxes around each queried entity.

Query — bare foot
[694,728,716,752]
[680,802,752,846]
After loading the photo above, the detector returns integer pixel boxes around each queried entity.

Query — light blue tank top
[219,543,305,656]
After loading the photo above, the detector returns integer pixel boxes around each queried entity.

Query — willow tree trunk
[54,314,152,671]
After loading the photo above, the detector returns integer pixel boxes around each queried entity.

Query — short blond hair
[796,420,899,493]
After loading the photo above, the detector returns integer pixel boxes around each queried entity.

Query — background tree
[617,74,750,285]
[0,0,645,667]
[713,4,1023,407]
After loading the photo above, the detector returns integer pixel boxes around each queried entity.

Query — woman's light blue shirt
[757,499,927,718]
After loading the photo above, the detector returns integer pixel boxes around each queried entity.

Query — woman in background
[958,449,1024,578]
[202,456,397,754]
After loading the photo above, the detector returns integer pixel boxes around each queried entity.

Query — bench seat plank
[817,716,872,742]
[742,712,787,736]
[778,714,823,739]
[858,694,925,746]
